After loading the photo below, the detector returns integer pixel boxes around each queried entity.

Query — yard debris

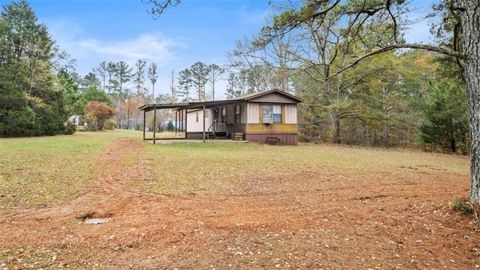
[84,218,110,225]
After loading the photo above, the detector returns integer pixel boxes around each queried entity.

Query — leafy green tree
[226,73,242,98]
[0,0,70,137]
[189,61,209,101]
[82,86,112,106]
[177,68,192,101]
[419,79,468,153]
[81,72,101,89]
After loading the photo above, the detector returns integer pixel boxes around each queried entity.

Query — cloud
[46,19,187,74]
[77,33,187,66]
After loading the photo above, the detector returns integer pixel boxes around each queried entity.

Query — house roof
[138,89,302,112]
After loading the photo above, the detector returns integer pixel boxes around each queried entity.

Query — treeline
[222,2,468,154]
[0,0,469,154]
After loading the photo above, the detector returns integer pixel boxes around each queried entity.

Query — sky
[26,0,438,99]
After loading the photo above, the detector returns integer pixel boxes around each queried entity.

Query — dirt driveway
[1,139,479,269]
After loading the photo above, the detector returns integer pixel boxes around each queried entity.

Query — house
[139,89,302,145]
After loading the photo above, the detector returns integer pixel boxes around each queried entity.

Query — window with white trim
[262,104,282,124]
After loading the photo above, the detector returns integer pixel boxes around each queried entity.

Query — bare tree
[208,64,224,100]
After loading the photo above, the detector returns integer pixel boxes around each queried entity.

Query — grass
[0,130,138,211]
[137,141,469,196]
[0,129,470,211]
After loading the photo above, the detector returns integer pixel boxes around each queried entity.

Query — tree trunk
[460,1,480,203]
[331,110,341,144]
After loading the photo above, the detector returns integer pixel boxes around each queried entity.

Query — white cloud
[46,18,187,75]
[77,33,187,66]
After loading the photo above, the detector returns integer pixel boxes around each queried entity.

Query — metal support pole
[175,110,177,134]
[184,109,188,139]
[178,110,183,132]
[143,110,146,140]
[203,105,206,143]
[153,106,157,144]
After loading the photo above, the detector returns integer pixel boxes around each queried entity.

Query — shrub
[84,101,115,131]
[104,119,116,130]
[450,198,474,215]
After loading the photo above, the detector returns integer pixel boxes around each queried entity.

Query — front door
[213,107,226,133]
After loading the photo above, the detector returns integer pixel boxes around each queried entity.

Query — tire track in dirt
[1,140,479,269]
[0,138,150,221]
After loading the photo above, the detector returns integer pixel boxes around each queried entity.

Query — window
[235,105,241,123]
[262,105,282,124]
[273,105,282,123]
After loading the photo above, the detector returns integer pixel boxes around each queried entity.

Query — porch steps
[233,132,244,141]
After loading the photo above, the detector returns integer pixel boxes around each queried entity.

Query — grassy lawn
[138,141,469,196]
[1,129,469,211]
[0,130,475,269]
[0,130,139,211]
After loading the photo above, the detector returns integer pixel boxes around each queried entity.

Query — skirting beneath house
[245,134,297,145]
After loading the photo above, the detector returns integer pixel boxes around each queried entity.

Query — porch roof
[138,89,302,112]
[138,99,242,112]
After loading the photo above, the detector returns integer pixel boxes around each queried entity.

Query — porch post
[184,108,188,139]
[153,106,157,144]
[203,105,206,143]
[175,110,177,134]
[179,109,182,132]
[143,109,146,140]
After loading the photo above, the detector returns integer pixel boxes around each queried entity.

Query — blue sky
[27,0,438,98]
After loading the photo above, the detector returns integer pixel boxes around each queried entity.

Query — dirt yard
[0,131,478,269]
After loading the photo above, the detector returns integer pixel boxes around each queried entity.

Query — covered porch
[138,99,242,144]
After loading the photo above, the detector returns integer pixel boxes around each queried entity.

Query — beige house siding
[284,104,297,124]
[246,103,259,124]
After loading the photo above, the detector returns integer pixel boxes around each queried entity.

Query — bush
[84,101,115,131]
[104,119,116,130]
[450,198,474,215]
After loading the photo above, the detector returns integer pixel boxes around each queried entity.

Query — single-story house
[139,89,302,145]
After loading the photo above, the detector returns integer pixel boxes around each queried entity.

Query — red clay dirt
[1,139,479,269]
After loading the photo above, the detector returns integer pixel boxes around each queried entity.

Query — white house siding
[284,104,297,124]
[186,109,213,132]
[247,103,259,124]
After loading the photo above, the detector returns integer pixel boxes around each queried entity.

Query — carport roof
[138,89,302,112]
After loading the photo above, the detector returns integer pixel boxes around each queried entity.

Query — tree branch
[328,43,465,79]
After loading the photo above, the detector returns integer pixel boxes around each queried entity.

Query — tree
[169,70,176,102]
[208,64,224,100]
[134,59,147,95]
[0,0,71,137]
[111,61,133,128]
[84,101,115,131]
[94,61,108,91]
[82,86,112,106]
[177,68,192,101]
[189,61,209,101]
[226,72,242,98]
[148,62,158,100]
[106,61,117,93]
[419,79,468,153]
[113,61,133,98]
[81,72,100,89]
